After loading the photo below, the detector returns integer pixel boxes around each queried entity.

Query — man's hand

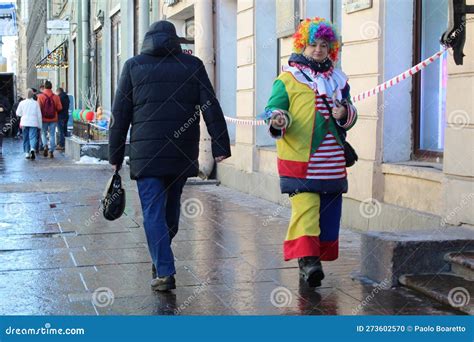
[332,102,347,121]
[215,156,227,163]
[112,164,119,171]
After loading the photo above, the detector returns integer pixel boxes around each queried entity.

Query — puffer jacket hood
[141,20,183,56]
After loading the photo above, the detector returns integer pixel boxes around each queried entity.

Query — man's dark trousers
[137,176,187,277]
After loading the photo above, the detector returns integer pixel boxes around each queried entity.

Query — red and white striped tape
[351,47,448,103]
[223,116,267,126]
[224,47,448,126]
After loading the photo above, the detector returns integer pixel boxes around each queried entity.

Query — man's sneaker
[25,153,31,159]
[298,256,325,287]
[56,145,64,151]
[30,150,35,160]
[43,146,48,157]
[151,275,176,292]
[48,151,54,158]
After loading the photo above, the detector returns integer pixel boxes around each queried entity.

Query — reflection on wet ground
[0,139,461,315]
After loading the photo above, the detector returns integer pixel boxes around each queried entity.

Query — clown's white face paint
[303,39,329,62]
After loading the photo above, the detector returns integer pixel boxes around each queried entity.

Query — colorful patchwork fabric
[284,192,342,261]
[265,64,358,193]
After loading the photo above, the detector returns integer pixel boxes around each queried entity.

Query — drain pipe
[195,0,215,179]
[81,0,90,108]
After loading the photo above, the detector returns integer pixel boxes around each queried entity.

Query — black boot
[298,256,324,287]
[151,275,176,292]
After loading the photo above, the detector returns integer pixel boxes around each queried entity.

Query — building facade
[158,0,473,233]
[20,0,474,232]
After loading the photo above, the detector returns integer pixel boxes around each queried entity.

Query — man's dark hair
[44,81,52,89]
[57,87,64,93]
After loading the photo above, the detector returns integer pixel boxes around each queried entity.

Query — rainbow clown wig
[293,17,341,62]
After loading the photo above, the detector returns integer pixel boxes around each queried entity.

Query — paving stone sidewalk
[0,139,461,315]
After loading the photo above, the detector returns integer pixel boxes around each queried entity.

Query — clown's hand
[332,101,347,121]
[270,110,291,130]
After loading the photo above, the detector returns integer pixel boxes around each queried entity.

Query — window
[413,0,448,157]
[185,17,196,40]
[111,12,121,104]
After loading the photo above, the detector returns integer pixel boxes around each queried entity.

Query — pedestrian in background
[37,81,62,158]
[109,21,231,292]
[56,87,70,151]
[16,89,42,159]
[0,93,11,155]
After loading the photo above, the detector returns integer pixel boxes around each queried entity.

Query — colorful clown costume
[285,192,342,261]
[264,18,358,263]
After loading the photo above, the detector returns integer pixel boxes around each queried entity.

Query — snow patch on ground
[75,156,109,165]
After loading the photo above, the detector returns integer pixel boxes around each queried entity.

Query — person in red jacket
[37,81,62,158]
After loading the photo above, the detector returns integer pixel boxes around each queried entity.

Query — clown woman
[264,17,358,287]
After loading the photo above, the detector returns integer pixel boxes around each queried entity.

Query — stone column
[195,0,215,178]
[234,0,256,175]
[339,1,386,228]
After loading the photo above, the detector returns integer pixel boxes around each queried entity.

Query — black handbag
[299,69,358,167]
[102,170,126,221]
[321,96,359,167]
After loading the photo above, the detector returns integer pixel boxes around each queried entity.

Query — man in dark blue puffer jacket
[109,21,231,292]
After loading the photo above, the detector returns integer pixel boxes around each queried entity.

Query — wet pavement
[0,138,463,315]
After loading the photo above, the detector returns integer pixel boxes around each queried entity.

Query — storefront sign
[344,0,372,14]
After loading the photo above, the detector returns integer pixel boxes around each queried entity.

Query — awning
[35,40,68,70]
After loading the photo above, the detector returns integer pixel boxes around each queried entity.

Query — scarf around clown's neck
[288,53,333,77]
